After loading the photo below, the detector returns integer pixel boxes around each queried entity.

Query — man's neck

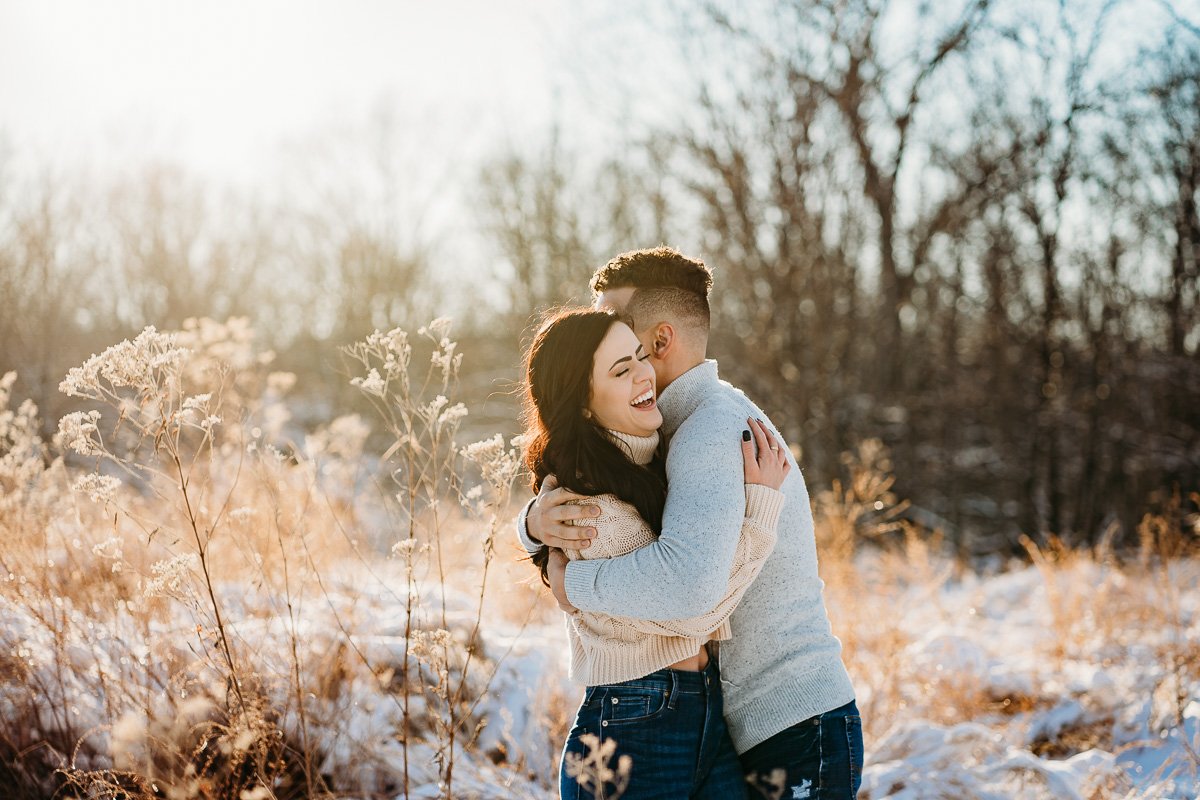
[658,354,706,392]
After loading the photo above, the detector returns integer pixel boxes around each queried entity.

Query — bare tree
[478,130,596,322]
[0,168,101,429]
[702,0,991,391]
[477,127,676,324]
[651,0,1199,549]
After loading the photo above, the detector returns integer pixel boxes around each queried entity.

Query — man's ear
[651,323,675,357]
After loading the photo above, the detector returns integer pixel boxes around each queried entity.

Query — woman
[521,307,790,800]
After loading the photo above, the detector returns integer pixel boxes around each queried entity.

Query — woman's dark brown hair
[522,307,667,585]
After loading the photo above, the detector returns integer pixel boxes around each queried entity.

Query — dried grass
[1,322,1196,799]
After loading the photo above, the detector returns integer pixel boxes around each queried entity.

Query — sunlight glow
[0,0,564,181]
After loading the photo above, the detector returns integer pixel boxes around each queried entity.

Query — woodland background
[2,2,1200,798]
[4,0,1198,555]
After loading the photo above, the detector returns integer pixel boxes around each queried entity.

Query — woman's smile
[630,387,656,411]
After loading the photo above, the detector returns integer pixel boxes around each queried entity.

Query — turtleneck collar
[656,359,720,438]
[603,428,661,465]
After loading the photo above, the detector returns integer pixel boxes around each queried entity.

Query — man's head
[589,246,713,390]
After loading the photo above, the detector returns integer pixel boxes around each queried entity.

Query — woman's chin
[635,408,663,431]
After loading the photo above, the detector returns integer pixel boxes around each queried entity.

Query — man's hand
[528,475,601,550]
[546,548,577,613]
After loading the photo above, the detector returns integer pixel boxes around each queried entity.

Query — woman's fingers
[740,427,758,481]
[747,418,792,489]
[758,419,787,459]
[750,417,772,463]
[743,417,793,487]
[763,422,788,466]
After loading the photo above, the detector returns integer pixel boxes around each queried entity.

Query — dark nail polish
[742,430,751,441]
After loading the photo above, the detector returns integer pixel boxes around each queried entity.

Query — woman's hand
[741,417,791,490]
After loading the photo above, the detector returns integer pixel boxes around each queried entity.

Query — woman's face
[588,321,662,437]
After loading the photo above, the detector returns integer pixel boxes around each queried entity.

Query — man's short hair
[590,246,713,336]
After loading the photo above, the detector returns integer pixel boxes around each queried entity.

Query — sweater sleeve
[563,405,767,620]
[614,484,784,637]
[515,495,541,555]
[562,494,657,561]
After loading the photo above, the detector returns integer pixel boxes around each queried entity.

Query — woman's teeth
[631,390,655,409]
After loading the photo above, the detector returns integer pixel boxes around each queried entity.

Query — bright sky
[7,0,1192,184]
[1,0,1195,266]
[0,0,698,319]
[0,0,606,185]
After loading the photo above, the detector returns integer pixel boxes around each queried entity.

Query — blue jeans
[559,657,748,800]
[738,699,864,800]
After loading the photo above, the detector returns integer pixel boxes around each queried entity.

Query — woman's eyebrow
[609,346,643,371]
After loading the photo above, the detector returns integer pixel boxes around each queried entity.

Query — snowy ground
[4,549,1195,799]
[847,559,1200,799]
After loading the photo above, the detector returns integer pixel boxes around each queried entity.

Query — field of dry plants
[0,317,1197,799]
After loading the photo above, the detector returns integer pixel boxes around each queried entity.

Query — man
[518,246,862,799]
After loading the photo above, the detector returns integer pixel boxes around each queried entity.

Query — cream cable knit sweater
[560,428,784,686]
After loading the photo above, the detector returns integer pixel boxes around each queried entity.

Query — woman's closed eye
[612,344,650,377]
[619,352,648,376]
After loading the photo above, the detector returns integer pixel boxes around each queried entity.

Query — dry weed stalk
[743,766,788,800]
[1136,487,1200,772]
[1,315,526,798]
[341,318,522,798]
[1020,533,1088,670]
[561,733,632,800]
[814,437,911,580]
[48,320,304,795]
[814,438,949,730]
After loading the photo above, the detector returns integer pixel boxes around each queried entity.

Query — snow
[862,720,1119,800]
[847,558,1200,799]
[2,550,1197,798]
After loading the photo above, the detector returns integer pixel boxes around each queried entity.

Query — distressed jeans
[738,699,864,800]
[559,657,748,800]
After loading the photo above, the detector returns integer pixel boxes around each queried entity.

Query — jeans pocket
[582,685,603,709]
[599,685,669,726]
[815,712,863,797]
[844,715,864,794]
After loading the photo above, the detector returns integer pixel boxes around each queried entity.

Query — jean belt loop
[666,669,678,710]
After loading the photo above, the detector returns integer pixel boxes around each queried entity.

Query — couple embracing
[516,247,862,800]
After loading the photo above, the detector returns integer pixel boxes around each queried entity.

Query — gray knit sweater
[518,359,856,753]
[559,428,785,687]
